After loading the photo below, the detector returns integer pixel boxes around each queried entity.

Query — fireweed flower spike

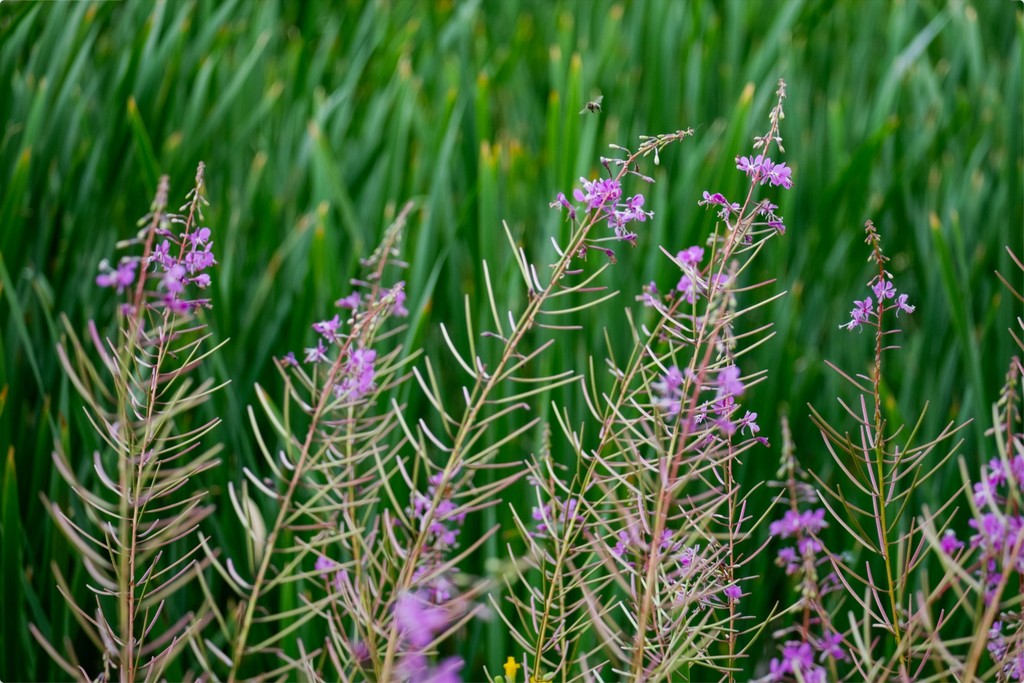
[215,205,445,682]
[44,164,225,682]
[795,220,990,680]
[765,418,847,682]
[504,80,793,683]
[963,412,1024,608]
[569,175,653,243]
[840,222,914,332]
[93,167,218,315]
[549,135,674,262]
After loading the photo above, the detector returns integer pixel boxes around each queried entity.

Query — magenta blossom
[96,259,138,293]
[394,592,451,649]
[716,365,745,399]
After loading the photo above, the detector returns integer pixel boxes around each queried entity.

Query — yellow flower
[503,656,521,681]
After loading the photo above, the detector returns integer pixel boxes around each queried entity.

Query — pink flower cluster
[96,223,218,314]
[550,175,653,246]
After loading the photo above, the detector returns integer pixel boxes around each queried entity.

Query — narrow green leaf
[1,447,29,680]
[126,96,160,191]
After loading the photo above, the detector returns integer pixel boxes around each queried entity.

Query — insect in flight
[579,95,604,115]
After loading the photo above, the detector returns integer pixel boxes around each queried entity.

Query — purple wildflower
[612,530,631,557]
[336,292,362,310]
[816,632,847,662]
[161,293,191,315]
[767,641,826,683]
[776,546,800,575]
[396,654,464,683]
[554,176,654,246]
[184,243,216,274]
[574,177,622,210]
[390,281,409,317]
[842,295,874,331]
[676,273,701,304]
[987,458,1009,486]
[314,555,348,592]
[716,365,745,399]
[712,395,736,418]
[736,154,767,180]
[160,264,187,295]
[314,555,337,577]
[737,410,760,436]
[349,347,377,392]
[843,267,915,331]
[770,509,828,538]
[853,296,874,320]
[106,207,219,312]
[94,170,220,316]
[699,190,742,220]
[625,194,649,221]
[715,417,736,436]
[796,536,824,556]
[652,365,687,416]
[313,314,343,342]
[658,528,681,552]
[709,272,730,291]
[757,200,788,232]
[677,245,704,266]
[187,226,212,246]
[770,511,802,538]
[421,657,464,683]
[406,471,467,603]
[801,509,828,534]
[700,191,729,207]
[771,506,829,580]
[532,496,585,538]
[334,347,377,401]
[773,641,814,673]
[764,161,793,189]
[352,640,371,664]
[736,155,794,189]
[677,545,698,574]
[148,240,172,268]
[637,280,659,307]
[396,653,428,680]
[940,529,964,555]
[96,260,138,293]
[987,621,1024,680]
[974,478,998,507]
[549,191,577,220]
[394,592,450,649]
[304,339,329,364]
[894,293,915,316]
[1011,454,1024,485]
[872,279,896,300]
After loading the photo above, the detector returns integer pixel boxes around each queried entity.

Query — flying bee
[579,94,603,115]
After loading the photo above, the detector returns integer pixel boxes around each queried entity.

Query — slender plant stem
[379,136,693,679]
[227,215,406,682]
[869,254,905,671]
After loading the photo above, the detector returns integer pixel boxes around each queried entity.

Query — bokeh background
[1,0,1021,679]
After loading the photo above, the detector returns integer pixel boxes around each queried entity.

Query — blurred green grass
[0,0,1020,679]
